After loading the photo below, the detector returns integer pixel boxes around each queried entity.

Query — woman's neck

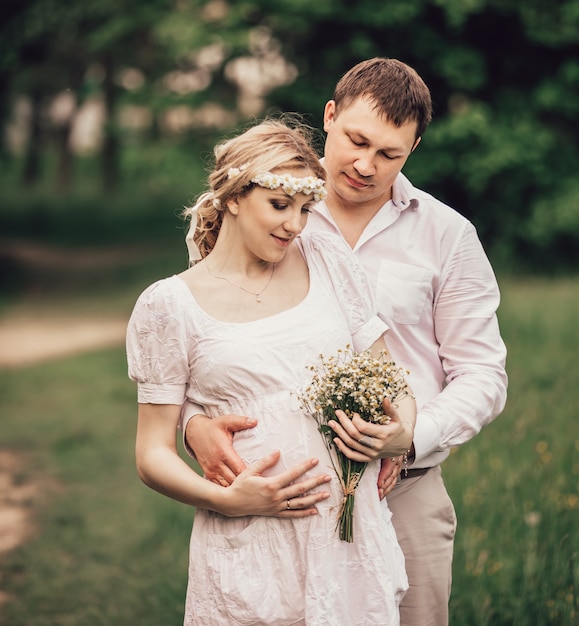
[208,221,275,278]
[206,246,274,280]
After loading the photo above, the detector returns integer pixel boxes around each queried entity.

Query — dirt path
[0,451,38,553]
[0,451,35,607]
[0,313,128,369]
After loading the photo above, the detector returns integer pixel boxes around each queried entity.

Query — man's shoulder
[397,173,471,228]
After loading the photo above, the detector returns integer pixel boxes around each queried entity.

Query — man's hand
[377,456,403,500]
[185,414,256,485]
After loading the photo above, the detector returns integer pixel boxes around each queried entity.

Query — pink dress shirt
[306,173,508,468]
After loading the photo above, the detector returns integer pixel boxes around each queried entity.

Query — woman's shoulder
[298,230,353,259]
[131,275,191,317]
[297,231,366,293]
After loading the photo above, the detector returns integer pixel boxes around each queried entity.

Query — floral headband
[228,166,327,202]
[185,166,327,264]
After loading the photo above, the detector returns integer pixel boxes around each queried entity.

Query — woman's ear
[226,198,239,215]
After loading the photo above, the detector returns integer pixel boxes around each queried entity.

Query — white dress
[127,232,408,626]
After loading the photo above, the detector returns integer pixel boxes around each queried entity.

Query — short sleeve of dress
[299,232,389,351]
[126,277,190,405]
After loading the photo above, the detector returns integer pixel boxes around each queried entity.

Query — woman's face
[227,170,317,264]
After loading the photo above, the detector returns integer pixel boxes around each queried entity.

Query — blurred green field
[0,275,577,625]
[446,277,579,625]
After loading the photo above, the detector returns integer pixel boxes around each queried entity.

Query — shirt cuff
[412,412,441,465]
[352,316,389,352]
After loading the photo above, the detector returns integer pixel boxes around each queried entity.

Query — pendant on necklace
[204,260,275,304]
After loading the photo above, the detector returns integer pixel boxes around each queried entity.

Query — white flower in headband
[227,163,249,179]
[250,171,327,202]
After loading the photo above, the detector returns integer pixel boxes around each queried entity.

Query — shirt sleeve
[304,232,389,351]
[126,279,190,405]
[412,223,508,464]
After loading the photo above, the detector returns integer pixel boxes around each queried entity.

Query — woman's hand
[328,396,416,462]
[217,451,332,518]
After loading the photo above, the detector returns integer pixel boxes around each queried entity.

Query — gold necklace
[204,261,276,303]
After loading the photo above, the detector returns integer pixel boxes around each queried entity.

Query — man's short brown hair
[333,58,433,140]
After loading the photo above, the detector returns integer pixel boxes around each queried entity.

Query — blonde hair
[184,118,325,260]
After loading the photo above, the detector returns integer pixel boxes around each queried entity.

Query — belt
[399,467,431,480]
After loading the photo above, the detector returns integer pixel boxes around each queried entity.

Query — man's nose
[354,152,376,177]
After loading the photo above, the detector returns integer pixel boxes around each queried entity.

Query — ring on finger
[286,499,292,510]
[359,435,372,448]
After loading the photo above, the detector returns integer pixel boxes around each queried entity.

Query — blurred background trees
[2,0,579,273]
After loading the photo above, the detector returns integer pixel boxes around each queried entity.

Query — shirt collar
[391,172,419,212]
[315,159,419,217]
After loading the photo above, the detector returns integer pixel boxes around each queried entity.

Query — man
[181,58,507,625]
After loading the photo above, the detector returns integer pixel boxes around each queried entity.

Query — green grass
[0,349,194,626]
[0,276,577,625]
[444,277,579,625]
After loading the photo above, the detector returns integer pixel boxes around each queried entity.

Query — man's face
[322,97,420,214]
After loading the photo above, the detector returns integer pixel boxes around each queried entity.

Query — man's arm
[413,224,508,464]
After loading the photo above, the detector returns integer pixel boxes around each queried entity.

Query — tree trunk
[101,53,119,192]
[54,120,74,192]
[21,89,43,186]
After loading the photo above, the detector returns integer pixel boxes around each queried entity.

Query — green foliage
[0,142,207,245]
[258,0,579,271]
[2,0,579,271]
[517,0,579,45]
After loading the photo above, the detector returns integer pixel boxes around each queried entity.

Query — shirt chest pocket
[375,259,433,325]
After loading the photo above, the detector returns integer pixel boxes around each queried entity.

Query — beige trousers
[387,466,457,626]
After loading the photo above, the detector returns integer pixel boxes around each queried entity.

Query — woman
[126,119,416,625]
